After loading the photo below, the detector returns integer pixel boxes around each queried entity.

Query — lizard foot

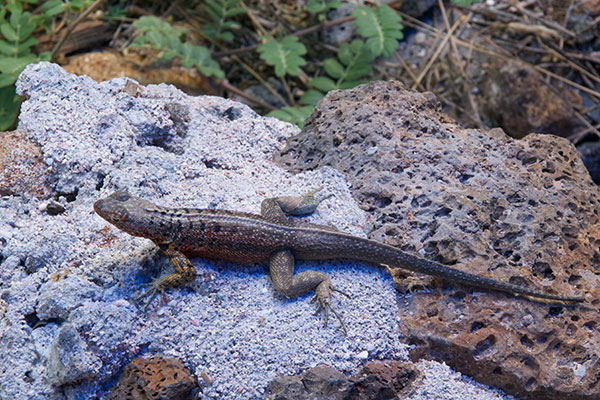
[310,280,351,334]
[134,279,168,310]
[384,264,431,294]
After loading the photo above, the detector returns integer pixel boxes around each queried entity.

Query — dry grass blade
[411,14,469,90]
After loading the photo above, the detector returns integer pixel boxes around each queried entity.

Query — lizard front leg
[136,242,196,308]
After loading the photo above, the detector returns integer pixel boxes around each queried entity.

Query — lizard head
[94,191,158,238]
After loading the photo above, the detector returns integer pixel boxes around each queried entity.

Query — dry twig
[51,0,107,60]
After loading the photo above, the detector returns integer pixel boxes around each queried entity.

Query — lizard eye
[110,210,128,223]
[116,192,130,202]
[109,208,128,224]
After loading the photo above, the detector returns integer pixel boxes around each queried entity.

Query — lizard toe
[310,280,347,334]
[134,279,167,310]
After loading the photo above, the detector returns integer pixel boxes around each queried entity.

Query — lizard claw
[331,286,351,299]
[310,280,348,334]
[134,279,167,310]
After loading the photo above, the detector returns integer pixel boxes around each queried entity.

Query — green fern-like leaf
[0,85,20,130]
[306,0,341,14]
[0,4,44,83]
[451,0,481,5]
[257,36,307,77]
[41,1,67,17]
[130,16,187,46]
[178,42,224,79]
[267,106,314,128]
[0,8,37,57]
[302,40,372,106]
[202,0,245,43]
[0,2,56,131]
[129,16,224,79]
[0,54,36,78]
[68,0,95,12]
[352,5,403,58]
[299,90,324,106]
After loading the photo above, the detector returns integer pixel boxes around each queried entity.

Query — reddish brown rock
[63,51,216,96]
[482,60,583,139]
[268,361,419,400]
[348,360,419,399]
[0,130,53,198]
[274,81,600,400]
[108,356,197,400]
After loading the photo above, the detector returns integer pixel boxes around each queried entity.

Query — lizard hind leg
[269,249,349,333]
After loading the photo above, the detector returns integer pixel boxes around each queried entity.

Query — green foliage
[0,0,53,130]
[130,16,224,79]
[35,0,94,32]
[267,106,313,129]
[451,0,481,5]
[352,5,403,58]
[202,0,246,42]
[63,0,93,12]
[263,3,404,127]
[41,1,66,17]
[307,0,340,21]
[0,0,405,131]
[106,1,129,23]
[257,36,307,77]
[0,5,38,70]
[307,0,340,13]
[0,86,20,130]
[130,16,187,45]
[300,39,373,106]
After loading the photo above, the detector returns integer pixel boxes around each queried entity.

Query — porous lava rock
[268,361,419,400]
[108,356,197,400]
[274,81,600,400]
[348,360,419,399]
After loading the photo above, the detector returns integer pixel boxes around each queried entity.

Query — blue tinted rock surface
[1,63,404,399]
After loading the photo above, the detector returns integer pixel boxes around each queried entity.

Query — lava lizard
[94,188,584,332]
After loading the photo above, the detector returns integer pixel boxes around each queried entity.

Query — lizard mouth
[93,199,109,220]
[94,198,127,226]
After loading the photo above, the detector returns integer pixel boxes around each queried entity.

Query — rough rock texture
[0,130,54,198]
[1,63,413,399]
[2,63,584,400]
[108,356,197,400]
[349,360,419,399]
[482,60,583,139]
[268,361,419,400]
[269,364,353,400]
[274,81,600,400]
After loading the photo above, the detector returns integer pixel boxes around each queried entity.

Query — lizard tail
[328,234,585,303]
[391,254,584,303]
